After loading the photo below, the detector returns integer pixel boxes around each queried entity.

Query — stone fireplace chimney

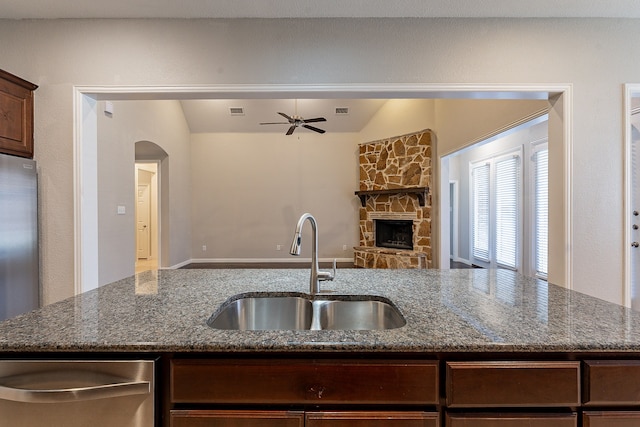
[354,129,433,269]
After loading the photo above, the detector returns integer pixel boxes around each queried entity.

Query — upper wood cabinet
[0,69,37,158]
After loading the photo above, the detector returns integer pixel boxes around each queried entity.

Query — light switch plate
[117,205,126,215]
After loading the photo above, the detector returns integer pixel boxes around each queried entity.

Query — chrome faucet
[289,213,336,295]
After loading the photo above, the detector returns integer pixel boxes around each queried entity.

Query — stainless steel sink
[313,299,406,330]
[207,293,406,331]
[207,296,313,330]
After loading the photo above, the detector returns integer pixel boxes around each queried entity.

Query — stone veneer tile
[356,129,434,269]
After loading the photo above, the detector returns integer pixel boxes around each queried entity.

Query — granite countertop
[1,268,640,353]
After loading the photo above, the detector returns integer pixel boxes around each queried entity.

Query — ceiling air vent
[229,107,245,116]
[335,107,349,116]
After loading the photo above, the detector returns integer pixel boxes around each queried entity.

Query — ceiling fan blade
[278,112,294,122]
[286,125,297,135]
[259,122,289,125]
[302,117,326,123]
[302,124,326,134]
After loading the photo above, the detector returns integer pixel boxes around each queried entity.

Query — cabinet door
[446,361,580,407]
[170,410,304,427]
[171,359,438,405]
[445,412,577,427]
[306,411,439,427]
[0,69,37,158]
[583,411,640,427]
[584,360,640,406]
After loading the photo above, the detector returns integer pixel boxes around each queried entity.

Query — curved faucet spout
[289,213,335,295]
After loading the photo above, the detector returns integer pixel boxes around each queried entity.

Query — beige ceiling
[2,0,639,19]
[180,98,388,134]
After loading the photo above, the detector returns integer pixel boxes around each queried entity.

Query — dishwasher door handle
[0,371,151,403]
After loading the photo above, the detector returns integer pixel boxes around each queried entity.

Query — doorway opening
[449,180,459,265]
[625,86,640,308]
[135,163,158,273]
[74,84,572,295]
[443,114,548,278]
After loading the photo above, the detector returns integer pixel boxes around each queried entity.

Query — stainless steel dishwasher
[0,360,155,426]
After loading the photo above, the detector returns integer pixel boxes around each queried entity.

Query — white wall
[190,131,360,261]
[0,18,636,305]
[97,100,192,285]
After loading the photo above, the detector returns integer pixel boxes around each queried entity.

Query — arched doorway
[135,140,168,272]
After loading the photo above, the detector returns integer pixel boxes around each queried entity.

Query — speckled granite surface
[1,268,640,353]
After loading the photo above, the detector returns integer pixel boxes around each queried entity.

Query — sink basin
[207,293,406,331]
[314,299,406,330]
[207,296,312,330]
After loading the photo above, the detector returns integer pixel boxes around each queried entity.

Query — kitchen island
[2,268,640,426]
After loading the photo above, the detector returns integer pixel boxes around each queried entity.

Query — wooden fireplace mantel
[354,187,429,207]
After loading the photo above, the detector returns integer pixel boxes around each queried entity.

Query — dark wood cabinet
[446,412,577,427]
[166,357,640,427]
[170,359,438,405]
[584,360,640,406]
[170,410,304,427]
[0,69,37,158]
[446,361,581,408]
[306,411,439,427]
[583,411,640,427]
[169,358,439,427]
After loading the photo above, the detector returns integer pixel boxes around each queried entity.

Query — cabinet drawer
[584,361,640,406]
[583,411,640,427]
[446,361,580,407]
[171,359,438,405]
[445,412,577,427]
[170,410,304,427]
[306,411,439,427]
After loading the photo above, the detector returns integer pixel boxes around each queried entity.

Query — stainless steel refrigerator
[0,153,39,321]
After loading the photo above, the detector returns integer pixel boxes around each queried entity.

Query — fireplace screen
[375,220,413,250]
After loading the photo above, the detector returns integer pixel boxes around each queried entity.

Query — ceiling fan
[260,112,327,135]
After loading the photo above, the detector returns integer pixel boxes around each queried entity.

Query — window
[471,150,522,271]
[460,116,548,279]
[495,155,521,269]
[472,163,490,262]
[533,143,549,279]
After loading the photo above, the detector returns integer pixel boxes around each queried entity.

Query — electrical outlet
[343,244,348,251]
[202,245,207,251]
[276,244,282,251]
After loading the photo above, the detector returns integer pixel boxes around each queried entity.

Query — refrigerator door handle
[0,370,150,403]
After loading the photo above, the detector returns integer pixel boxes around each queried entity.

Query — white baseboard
[168,257,354,269]
[164,259,193,270]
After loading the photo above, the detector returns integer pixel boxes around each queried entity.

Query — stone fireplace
[354,129,433,269]
[375,219,413,250]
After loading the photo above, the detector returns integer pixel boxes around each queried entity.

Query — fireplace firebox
[375,220,413,250]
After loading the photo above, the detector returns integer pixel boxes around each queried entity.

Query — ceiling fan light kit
[260,111,327,135]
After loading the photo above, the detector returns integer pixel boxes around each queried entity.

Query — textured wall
[0,18,635,304]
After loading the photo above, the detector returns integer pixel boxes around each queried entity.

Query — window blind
[534,148,549,278]
[495,155,520,269]
[472,163,490,262]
